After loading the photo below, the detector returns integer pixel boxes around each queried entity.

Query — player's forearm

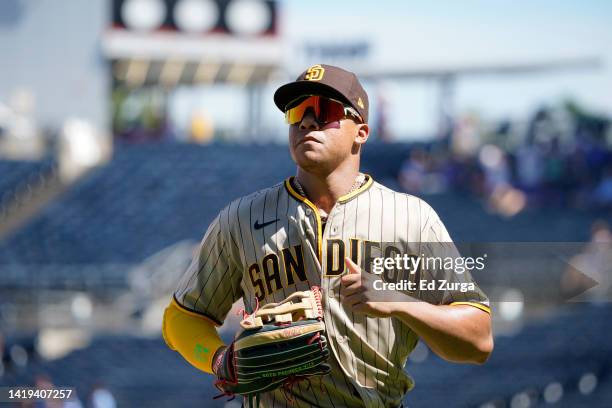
[391,302,493,364]
[162,298,226,374]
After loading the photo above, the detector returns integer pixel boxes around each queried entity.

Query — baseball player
[162,64,493,407]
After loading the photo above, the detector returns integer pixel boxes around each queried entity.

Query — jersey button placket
[301,204,322,288]
[325,206,341,299]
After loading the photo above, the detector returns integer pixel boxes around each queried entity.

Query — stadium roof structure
[104,0,282,88]
[104,32,282,87]
[356,56,603,80]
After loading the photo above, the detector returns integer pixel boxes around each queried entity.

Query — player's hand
[340,257,397,318]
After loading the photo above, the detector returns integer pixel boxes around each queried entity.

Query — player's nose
[299,110,320,131]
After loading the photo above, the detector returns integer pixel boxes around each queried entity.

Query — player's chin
[292,142,324,159]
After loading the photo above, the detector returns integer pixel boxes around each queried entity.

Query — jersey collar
[284,174,373,204]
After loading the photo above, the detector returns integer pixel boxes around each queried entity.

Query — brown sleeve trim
[172,295,224,326]
[449,301,491,314]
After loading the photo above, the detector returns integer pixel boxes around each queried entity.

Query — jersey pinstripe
[174,175,490,408]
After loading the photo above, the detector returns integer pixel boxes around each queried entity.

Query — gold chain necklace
[293,173,366,220]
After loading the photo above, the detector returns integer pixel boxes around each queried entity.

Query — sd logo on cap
[304,65,325,81]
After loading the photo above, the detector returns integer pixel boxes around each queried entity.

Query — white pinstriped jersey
[174,176,489,408]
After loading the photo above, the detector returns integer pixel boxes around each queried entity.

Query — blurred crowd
[398,102,612,216]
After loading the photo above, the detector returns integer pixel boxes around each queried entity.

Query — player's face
[288,105,369,174]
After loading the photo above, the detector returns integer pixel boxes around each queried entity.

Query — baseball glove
[212,287,330,406]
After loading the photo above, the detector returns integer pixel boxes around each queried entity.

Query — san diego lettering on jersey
[247,239,419,302]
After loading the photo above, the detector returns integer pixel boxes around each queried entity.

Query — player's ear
[354,123,369,146]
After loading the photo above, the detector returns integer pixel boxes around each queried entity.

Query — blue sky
[276,0,612,138]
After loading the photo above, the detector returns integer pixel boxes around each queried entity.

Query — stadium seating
[0,158,55,209]
[405,303,612,407]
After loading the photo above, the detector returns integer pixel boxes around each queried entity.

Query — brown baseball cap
[274,64,369,123]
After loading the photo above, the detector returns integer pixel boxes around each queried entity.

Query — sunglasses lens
[318,97,345,124]
[285,96,315,124]
[285,96,347,125]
